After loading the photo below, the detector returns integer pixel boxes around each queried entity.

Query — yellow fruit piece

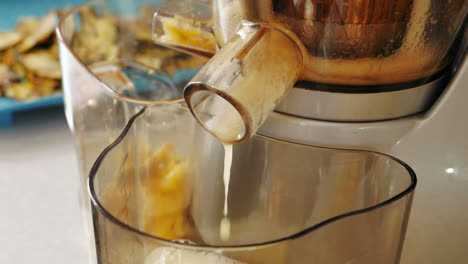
[16,17,40,36]
[101,143,198,241]
[0,64,14,87]
[5,82,36,101]
[74,7,118,63]
[143,211,196,241]
[21,51,61,79]
[159,162,188,192]
[159,16,216,52]
[0,32,23,51]
[17,12,57,53]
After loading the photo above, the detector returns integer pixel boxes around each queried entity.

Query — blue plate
[0,0,201,128]
[0,0,87,127]
[0,94,63,127]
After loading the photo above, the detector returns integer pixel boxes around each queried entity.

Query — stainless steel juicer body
[152,0,466,141]
[212,0,466,122]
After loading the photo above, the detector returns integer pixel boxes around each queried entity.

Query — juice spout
[185,22,303,144]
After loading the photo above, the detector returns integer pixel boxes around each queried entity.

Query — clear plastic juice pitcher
[88,101,416,264]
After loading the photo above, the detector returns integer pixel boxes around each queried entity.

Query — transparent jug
[89,102,416,264]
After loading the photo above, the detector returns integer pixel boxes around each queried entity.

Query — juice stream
[220,144,233,241]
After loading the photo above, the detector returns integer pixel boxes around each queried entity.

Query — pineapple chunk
[158,15,216,53]
[101,143,198,241]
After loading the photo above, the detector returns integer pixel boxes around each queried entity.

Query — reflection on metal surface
[273,0,412,23]
[275,75,446,121]
[273,0,413,58]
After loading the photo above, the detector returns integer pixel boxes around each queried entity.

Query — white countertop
[1,107,89,264]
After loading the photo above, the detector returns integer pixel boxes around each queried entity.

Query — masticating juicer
[151,0,468,263]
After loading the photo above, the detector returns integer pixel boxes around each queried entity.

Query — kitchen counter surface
[1,107,89,264]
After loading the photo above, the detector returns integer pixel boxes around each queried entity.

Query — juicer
[150,0,468,263]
